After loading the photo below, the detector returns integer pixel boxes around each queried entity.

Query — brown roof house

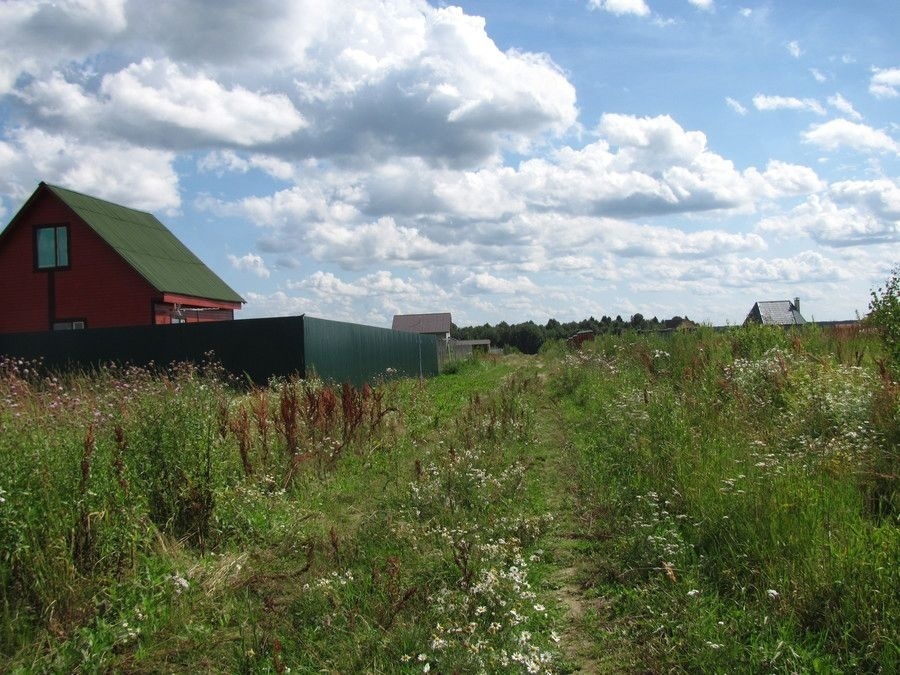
[392,312,453,340]
[393,312,453,367]
[744,298,806,327]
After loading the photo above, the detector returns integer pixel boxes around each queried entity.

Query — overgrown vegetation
[867,265,900,378]
[552,323,898,672]
[1,319,897,672]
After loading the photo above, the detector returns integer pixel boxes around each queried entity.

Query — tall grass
[1,354,563,672]
[0,358,416,667]
[1,325,895,672]
[551,324,898,671]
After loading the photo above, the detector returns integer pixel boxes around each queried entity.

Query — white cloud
[228,253,271,278]
[240,290,319,319]
[0,0,127,95]
[18,61,307,148]
[100,59,306,145]
[758,179,900,246]
[678,251,850,287]
[830,179,900,219]
[462,272,538,294]
[295,271,370,298]
[752,94,826,115]
[725,97,747,115]
[283,269,443,323]
[688,0,714,10]
[827,93,862,120]
[605,221,766,258]
[802,119,900,154]
[201,114,824,274]
[306,217,448,269]
[0,128,179,212]
[786,41,802,58]
[9,2,579,166]
[809,68,826,83]
[198,150,296,182]
[739,7,752,17]
[750,160,825,197]
[588,0,651,17]
[869,67,900,98]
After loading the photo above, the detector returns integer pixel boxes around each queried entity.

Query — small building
[567,329,595,348]
[0,182,243,334]
[450,338,491,359]
[392,312,453,340]
[393,312,454,367]
[744,298,806,327]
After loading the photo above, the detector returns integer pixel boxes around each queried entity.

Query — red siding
[0,209,48,331]
[0,192,159,333]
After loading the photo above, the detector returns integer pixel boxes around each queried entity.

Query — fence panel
[302,315,438,385]
[0,317,305,384]
[0,315,438,385]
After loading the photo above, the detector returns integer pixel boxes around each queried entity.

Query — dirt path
[530,385,605,673]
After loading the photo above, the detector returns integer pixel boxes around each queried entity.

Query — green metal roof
[45,183,244,304]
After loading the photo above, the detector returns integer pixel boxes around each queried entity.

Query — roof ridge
[43,182,155,218]
[41,182,243,304]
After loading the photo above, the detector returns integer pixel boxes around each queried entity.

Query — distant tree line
[452,314,694,355]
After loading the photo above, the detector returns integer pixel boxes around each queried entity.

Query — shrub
[867,265,900,377]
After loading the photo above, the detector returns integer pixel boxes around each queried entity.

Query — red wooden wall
[0,191,236,333]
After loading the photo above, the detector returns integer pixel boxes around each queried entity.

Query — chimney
[794,296,800,312]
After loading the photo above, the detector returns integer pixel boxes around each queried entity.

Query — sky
[0,0,898,327]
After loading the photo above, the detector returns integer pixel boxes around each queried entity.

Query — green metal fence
[0,315,438,385]
[303,316,437,385]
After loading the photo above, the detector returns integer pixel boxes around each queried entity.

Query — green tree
[868,265,900,376]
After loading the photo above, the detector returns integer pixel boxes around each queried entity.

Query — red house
[0,182,243,333]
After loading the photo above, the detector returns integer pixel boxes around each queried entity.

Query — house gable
[45,184,243,305]
[0,183,243,333]
[0,189,160,332]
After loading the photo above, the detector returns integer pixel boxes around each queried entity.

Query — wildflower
[767,589,780,600]
[533,603,545,612]
[550,630,560,643]
[423,664,430,673]
[417,653,427,662]
[170,574,189,593]
[687,589,700,597]
[400,654,411,663]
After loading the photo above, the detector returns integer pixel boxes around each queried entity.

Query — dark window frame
[34,223,71,271]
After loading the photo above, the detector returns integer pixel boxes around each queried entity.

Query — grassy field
[1,324,897,672]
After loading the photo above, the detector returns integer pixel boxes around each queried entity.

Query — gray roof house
[744,298,806,326]
[392,312,453,339]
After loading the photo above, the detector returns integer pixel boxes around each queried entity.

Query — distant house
[744,298,806,327]
[0,182,243,334]
[663,316,697,331]
[567,329,595,348]
[392,312,453,341]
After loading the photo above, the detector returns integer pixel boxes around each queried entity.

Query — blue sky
[1,0,897,326]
